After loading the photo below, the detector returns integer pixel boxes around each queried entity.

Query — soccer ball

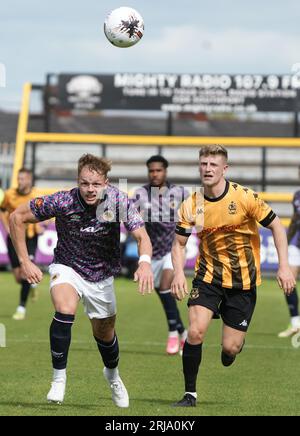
[104,7,144,48]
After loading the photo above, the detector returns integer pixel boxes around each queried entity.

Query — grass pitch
[0,272,299,416]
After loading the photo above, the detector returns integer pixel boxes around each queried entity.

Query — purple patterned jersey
[133,183,187,259]
[292,190,300,248]
[30,186,144,282]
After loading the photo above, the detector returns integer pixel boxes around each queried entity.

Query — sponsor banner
[0,222,293,271]
[58,73,300,113]
[0,221,58,266]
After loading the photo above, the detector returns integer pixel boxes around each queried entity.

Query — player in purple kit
[134,156,187,355]
[278,186,300,337]
[9,154,153,408]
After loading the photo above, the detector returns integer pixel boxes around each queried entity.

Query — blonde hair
[199,145,228,161]
[78,154,112,178]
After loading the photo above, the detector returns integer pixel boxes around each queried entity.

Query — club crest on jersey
[102,210,115,222]
[228,201,237,215]
[169,199,178,210]
[34,198,44,209]
[190,288,199,299]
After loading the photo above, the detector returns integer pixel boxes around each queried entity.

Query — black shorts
[7,235,38,269]
[188,281,257,332]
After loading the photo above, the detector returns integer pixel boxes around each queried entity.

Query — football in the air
[104,7,144,48]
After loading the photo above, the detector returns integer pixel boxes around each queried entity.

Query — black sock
[182,341,203,393]
[285,288,299,317]
[176,308,185,335]
[20,281,31,307]
[94,335,119,369]
[156,288,180,332]
[50,312,75,370]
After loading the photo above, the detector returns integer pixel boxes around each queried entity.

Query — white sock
[53,369,66,382]
[17,306,26,314]
[291,316,300,328]
[168,331,178,338]
[185,391,197,399]
[105,367,119,381]
[180,330,188,340]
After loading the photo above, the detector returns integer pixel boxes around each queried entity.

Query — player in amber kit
[9,154,153,408]
[134,156,187,355]
[171,145,296,407]
[0,168,42,320]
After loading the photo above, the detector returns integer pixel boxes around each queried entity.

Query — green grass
[0,272,299,416]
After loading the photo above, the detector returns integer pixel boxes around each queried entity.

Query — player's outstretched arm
[131,227,154,295]
[9,203,43,284]
[171,234,189,301]
[268,216,296,295]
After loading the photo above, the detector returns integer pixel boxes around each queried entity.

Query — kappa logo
[228,201,237,215]
[239,320,248,327]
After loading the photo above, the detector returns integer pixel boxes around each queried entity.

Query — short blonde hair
[199,145,228,161]
[78,154,112,178]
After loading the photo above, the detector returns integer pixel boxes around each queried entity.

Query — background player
[0,168,42,320]
[171,145,296,407]
[278,174,300,337]
[9,154,153,408]
[134,155,187,355]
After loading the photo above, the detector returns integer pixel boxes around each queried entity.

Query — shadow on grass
[0,400,105,410]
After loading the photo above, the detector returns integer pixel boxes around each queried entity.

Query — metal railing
[0,142,15,189]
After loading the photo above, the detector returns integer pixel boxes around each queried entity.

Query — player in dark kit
[134,156,187,355]
[171,145,296,407]
[278,184,300,337]
[9,154,153,408]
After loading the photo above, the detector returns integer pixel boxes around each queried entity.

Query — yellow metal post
[11,82,32,188]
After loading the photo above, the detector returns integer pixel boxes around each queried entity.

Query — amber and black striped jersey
[176,181,276,290]
[0,188,42,239]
